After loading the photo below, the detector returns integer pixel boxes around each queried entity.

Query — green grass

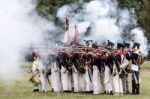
[0,61,150,99]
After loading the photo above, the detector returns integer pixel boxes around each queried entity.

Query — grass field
[0,62,150,99]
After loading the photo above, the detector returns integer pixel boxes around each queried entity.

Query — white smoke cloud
[56,0,148,53]
[85,0,109,18]
[78,21,90,35]
[92,18,121,42]
[57,5,71,21]
[0,0,56,81]
[118,9,130,29]
[131,28,148,55]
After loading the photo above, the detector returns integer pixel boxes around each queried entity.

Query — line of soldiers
[29,40,145,95]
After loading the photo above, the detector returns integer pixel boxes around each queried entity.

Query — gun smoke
[0,0,56,81]
[0,0,148,82]
[57,0,148,54]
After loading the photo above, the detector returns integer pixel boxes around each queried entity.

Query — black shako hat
[124,43,130,48]
[117,43,124,49]
[132,42,140,49]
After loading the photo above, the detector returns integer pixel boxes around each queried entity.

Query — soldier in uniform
[113,43,127,95]
[131,42,141,95]
[71,55,79,93]
[29,53,40,92]
[31,53,48,92]
[51,52,62,92]
[78,52,86,92]
[92,49,102,94]
[84,40,94,93]
[122,42,131,94]
[104,51,113,95]
[84,53,93,93]
[59,52,72,92]
[71,51,84,93]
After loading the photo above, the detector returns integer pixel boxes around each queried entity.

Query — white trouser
[68,73,72,91]
[73,71,79,92]
[104,65,112,93]
[100,70,105,93]
[39,69,48,92]
[61,66,69,91]
[85,66,93,91]
[51,62,62,92]
[113,74,123,94]
[121,74,129,93]
[93,65,100,94]
[78,73,85,92]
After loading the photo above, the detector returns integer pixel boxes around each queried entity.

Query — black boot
[109,91,113,95]
[85,91,93,94]
[33,89,39,92]
[51,88,54,92]
[136,84,140,95]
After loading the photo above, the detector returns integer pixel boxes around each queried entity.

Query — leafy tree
[139,0,150,41]
[117,0,150,42]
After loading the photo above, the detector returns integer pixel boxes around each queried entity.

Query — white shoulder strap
[121,54,124,64]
